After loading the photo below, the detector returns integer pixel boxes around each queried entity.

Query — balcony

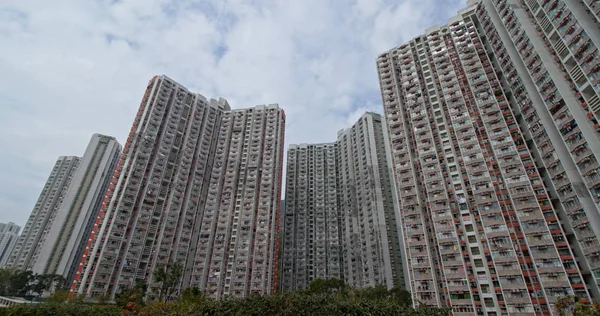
[574,148,594,165]
[504,295,531,305]
[514,201,539,211]
[497,267,523,276]
[531,249,560,260]
[581,160,599,175]
[526,237,553,248]
[542,280,571,288]
[486,230,511,240]
[450,298,473,306]
[582,243,600,256]
[587,176,600,189]
[568,136,586,152]
[473,194,494,205]
[519,211,546,222]
[537,265,563,274]
[442,259,463,267]
[510,189,532,200]
[413,272,435,281]
[445,271,467,279]
[572,216,590,229]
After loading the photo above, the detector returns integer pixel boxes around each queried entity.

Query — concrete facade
[336,113,405,290]
[376,0,600,314]
[0,223,20,267]
[32,134,121,286]
[486,0,600,300]
[7,156,80,271]
[282,142,342,291]
[188,105,285,299]
[71,75,285,301]
[281,112,405,292]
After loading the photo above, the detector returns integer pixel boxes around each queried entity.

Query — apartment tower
[72,75,285,300]
[282,142,342,291]
[187,104,285,298]
[377,0,600,314]
[337,113,405,290]
[7,156,80,270]
[281,112,405,292]
[0,222,20,267]
[32,134,121,285]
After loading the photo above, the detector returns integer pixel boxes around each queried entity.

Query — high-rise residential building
[486,0,600,299]
[6,135,120,279]
[71,75,285,301]
[282,142,342,291]
[377,0,600,314]
[281,113,405,292]
[187,104,285,299]
[337,113,405,290]
[278,199,285,291]
[0,222,20,267]
[71,76,229,299]
[8,156,80,270]
[32,134,121,286]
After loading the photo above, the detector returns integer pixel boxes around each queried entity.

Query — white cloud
[0,0,467,226]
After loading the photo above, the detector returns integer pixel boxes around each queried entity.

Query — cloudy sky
[0,0,467,227]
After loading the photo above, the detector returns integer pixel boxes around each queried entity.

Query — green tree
[152,261,183,302]
[574,301,600,316]
[556,295,579,316]
[45,289,69,303]
[554,295,600,316]
[0,268,68,298]
[2,301,121,316]
[390,286,413,306]
[179,286,205,303]
[115,279,148,312]
[29,274,65,298]
[9,270,34,296]
[353,284,390,300]
[306,278,347,295]
[5,277,452,316]
[0,268,13,295]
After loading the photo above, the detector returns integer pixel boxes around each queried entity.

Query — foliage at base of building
[0,279,451,316]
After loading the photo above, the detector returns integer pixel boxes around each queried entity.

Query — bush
[137,290,449,316]
[0,302,120,316]
[0,279,451,316]
[45,289,69,303]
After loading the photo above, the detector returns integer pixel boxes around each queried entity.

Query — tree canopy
[555,295,600,316]
[0,268,65,299]
[151,260,183,302]
[0,278,451,315]
[3,277,600,315]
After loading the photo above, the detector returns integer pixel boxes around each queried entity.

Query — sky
[0,0,467,227]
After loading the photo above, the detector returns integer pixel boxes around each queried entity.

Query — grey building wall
[74,75,230,299]
[72,75,285,301]
[377,0,600,314]
[337,112,404,290]
[188,104,285,299]
[0,222,20,267]
[7,156,80,270]
[281,112,404,292]
[486,0,600,299]
[31,134,121,288]
[281,143,342,292]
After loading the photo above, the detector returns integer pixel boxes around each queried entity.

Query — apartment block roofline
[336,111,384,137]
[72,75,285,300]
[377,1,479,57]
[288,142,336,149]
[156,74,231,111]
[229,103,281,111]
